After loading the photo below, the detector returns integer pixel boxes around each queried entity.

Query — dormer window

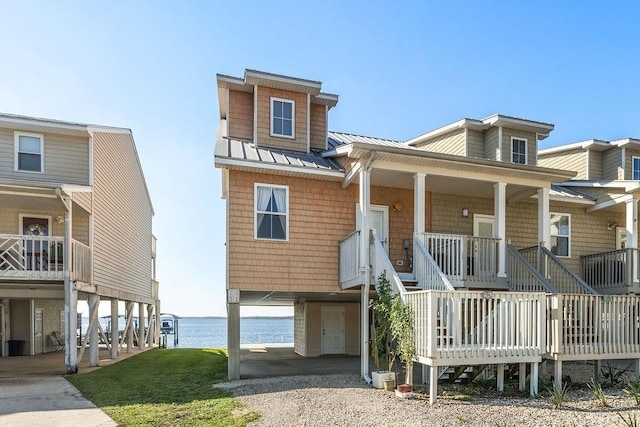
[511,137,527,164]
[271,97,295,139]
[15,132,44,173]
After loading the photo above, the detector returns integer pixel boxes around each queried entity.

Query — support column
[155,300,161,347]
[538,187,551,273]
[359,166,371,380]
[147,304,154,347]
[88,294,100,367]
[518,362,526,391]
[126,301,134,352]
[530,361,539,396]
[227,289,240,380]
[63,201,78,373]
[496,363,505,391]
[554,359,563,392]
[110,299,118,359]
[414,173,426,235]
[429,365,438,405]
[494,183,507,278]
[626,198,639,282]
[138,302,145,350]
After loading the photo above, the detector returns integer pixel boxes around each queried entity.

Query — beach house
[0,113,159,374]
[215,69,640,403]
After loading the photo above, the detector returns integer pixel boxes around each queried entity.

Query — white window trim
[254,183,289,241]
[550,212,571,258]
[632,156,640,180]
[270,97,295,139]
[510,136,528,165]
[14,131,44,173]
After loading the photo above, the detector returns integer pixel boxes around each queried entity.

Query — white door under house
[34,307,43,354]
[321,306,345,354]
[356,204,389,253]
[473,214,495,277]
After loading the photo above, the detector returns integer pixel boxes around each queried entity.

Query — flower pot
[395,383,413,399]
[371,371,396,389]
[383,378,395,392]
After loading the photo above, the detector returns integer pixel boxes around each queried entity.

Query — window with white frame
[550,213,570,257]
[15,132,44,173]
[270,97,295,138]
[511,137,527,164]
[632,156,640,180]
[255,184,288,240]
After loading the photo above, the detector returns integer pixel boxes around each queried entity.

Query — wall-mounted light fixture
[393,201,403,212]
[607,220,618,231]
[56,216,64,224]
[462,208,469,218]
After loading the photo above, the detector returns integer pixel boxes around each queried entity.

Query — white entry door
[356,204,389,254]
[34,308,43,354]
[321,306,345,354]
[473,215,495,277]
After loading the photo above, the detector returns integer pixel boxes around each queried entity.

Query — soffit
[0,115,89,137]
[239,290,363,305]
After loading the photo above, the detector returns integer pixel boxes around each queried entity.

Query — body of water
[81,316,294,349]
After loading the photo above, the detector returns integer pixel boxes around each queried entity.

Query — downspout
[360,151,376,384]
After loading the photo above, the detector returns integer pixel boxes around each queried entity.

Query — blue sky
[1,2,639,316]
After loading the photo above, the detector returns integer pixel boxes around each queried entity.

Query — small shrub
[547,382,570,409]
[624,381,640,406]
[601,362,632,386]
[618,412,639,427]
[588,378,609,407]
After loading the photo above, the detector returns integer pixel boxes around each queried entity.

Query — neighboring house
[0,113,159,374]
[215,69,640,403]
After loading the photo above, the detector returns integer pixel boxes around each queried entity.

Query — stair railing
[370,230,406,297]
[413,234,455,291]
[506,244,557,293]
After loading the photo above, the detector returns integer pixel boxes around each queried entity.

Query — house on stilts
[0,113,159,373]
[215,69,640,404]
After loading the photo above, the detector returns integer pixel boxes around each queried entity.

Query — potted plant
[370,271,396,389]
[390,294,415,398]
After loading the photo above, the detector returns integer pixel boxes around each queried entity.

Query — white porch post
[227,289,240,380]
[88,294,100,366]
[494,183,507,278]
[62,200,78,373]
[414,173,426,235]
[147,304,154,346]
[538,187,551,274]
[110,299,118,359]
[138,302,145,350]
[626,198,639,282]
[126,301,134,352]
[360,166,371,380]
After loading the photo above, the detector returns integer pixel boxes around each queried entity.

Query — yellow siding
[415,129,465,156]
[603,148,622,180]
[92,132,154,301]
[228,90,254,140]
[484,127,499,161]
[503,129,537,166]
[538,148,587,179]
[0,128,90,185]
[256,87,308,152]
[588,150,603,180]
[310,103,326,151]
[467,129,485,158]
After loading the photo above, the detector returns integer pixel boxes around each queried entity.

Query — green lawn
[66,348,259,427]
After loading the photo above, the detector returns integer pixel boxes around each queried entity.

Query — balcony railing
[0,234,91,282]
[581,248,640,294]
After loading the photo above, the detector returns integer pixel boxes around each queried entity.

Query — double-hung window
[550,213,570,257]
[632,156,640,180]
[15,132,44,173]
[270,97,295,138]
[255,183,288,240]
[511,137,527,164]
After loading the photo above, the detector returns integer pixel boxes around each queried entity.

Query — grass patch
[66,348,259,426]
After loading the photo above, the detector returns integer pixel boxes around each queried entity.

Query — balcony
[581,249,640,294]
[0,234,91,282]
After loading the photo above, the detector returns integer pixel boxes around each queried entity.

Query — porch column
[414,173,426,235]
[359,166,371,380]
[138,302,145,350]
[126,301,134,352]
[538,188,551,249]
[88,294,100,367]
[110,299,118,359]
[227,288,240,380]
[62,201,78,373]
[626,198,640,283]
[494,182,507,278]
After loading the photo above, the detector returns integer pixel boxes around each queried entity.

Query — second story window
[511,137,527,164]
[15,132,44,173]
[550,213,570,257]
[271,97,295,138]
[255,183,288,241]
[633,156,640,180]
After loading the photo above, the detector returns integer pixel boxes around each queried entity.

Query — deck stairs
[397,272,420,291]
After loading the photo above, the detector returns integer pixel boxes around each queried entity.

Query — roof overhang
[558,180,640,193]
[0,113,90,137]
[539,139,611,156]
[610,138,640,148]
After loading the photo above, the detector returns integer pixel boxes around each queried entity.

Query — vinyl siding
[92,131,154,301]
[73,193,92,214]
[304,302,359,356]
[503,129,537,166]
[467,129,485,158]
[256,87,308,152]
[484,127,499,161]
[228,90,254,140]
[603,148,622,180]
[538,148,587,179]
[33,299,64,353]
[588,150,603,180]
[0,207,67,236]
[415,129,466,156]
[0,128,90,185]
[625,148,640,180]
[309,103,327,151]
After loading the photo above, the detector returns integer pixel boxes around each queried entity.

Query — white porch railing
[405,290,545,366]
[506,244,557,293]
[413,234,454,291]
[0,234,91,282]
[370,230,406,296]
[547,294,640,359]
[418,233,499,286]
[339,231,361,288]
[581,249,639,294]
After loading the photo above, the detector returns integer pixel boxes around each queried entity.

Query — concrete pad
[0,375,116,427]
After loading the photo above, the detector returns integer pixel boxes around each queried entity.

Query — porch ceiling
[239,290,363,306]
